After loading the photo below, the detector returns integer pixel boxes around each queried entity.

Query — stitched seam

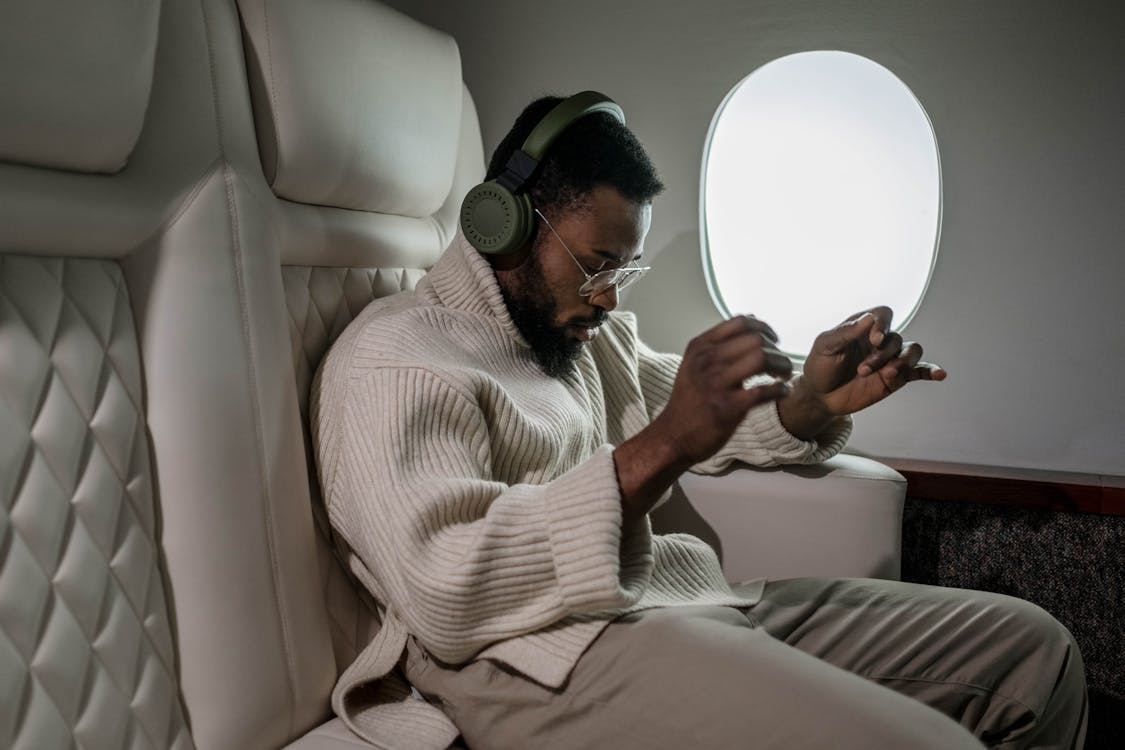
[197,0,225,162]
[24,441,183,686]
[0,291,187,691]
[199,0,301,732]
[0,268,148,506]
[261,0,281,180]
[222,164,300,737]
[124,159,222,259]
[0,276,61,423]
[865,672,1039,716]
[3,298,123,433]
[6,507,172,750]
[53,271,147,420]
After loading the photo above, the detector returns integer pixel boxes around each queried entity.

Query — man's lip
[569,322,602,341]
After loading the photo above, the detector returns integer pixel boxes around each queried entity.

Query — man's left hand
[778,306,947,440]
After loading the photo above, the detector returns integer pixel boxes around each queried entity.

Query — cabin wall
[384,0,1125,478]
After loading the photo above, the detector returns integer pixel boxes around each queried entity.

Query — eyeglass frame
[534,208,651,298]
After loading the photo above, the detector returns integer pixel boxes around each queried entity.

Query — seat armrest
[650,455,905,582]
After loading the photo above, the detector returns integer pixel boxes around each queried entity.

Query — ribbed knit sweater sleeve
[325,365,651,665]
[628,316,852,471]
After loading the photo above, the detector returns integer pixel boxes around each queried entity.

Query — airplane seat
[0,0,339,747]
[232,0,479,746]
[234,0,481,683]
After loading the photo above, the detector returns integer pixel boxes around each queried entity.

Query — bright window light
[701,50,942,358]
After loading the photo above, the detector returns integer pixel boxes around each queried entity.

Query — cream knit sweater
[311,234,852,747]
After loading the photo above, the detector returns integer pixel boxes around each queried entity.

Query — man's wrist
[777,376,835,441]
[614,420,694,525]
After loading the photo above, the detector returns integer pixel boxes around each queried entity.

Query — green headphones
[459,91,626,256]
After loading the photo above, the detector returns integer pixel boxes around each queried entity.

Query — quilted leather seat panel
[0,255,193,750]
[284,266,426,415]
[282,265,425,672]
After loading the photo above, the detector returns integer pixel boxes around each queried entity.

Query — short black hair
[486,94,665,218]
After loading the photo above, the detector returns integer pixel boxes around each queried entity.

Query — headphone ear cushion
[460,181,534,256]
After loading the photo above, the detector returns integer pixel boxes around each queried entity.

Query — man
[312,94,1086,749]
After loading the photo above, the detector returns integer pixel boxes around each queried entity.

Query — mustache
[568,309,608,327]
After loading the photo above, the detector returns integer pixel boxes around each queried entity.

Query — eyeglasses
[535,209,650,297]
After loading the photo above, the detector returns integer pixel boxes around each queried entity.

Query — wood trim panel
[876,459,1125,517]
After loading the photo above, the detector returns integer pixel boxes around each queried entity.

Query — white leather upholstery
[238,0,484,680]
[283,266,423,671]
[271,84,483,269]
[0,257,193,749]
[654,455,907,582]
[238,0,463,215]
[1,0,338,746]
[0,0,160,174]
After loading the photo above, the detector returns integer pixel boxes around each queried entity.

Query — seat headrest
[0,0,160,174]
[238,0,463,217]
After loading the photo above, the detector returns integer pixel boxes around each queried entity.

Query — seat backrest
[2,0,483,746]
[0,0,344,746]
[234,0,485,674]
[0,2,197,747]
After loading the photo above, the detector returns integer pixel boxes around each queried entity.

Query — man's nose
[589,284,619,312]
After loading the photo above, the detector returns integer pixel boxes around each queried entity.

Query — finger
[858,332,907,375]
[709,331,782,368]
[812,311,878,355]
[875,343,925,387]
[866,306,894,346]
[732,379,791,411]
[717,349,793,389]
[837,306,895,345]
[701,314,779,345]
[904,362,947,382]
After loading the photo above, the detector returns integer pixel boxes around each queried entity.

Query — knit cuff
[543,445,651,613]
[695,400,853,472]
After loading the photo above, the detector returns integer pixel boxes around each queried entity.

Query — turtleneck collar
[420,231,530,348]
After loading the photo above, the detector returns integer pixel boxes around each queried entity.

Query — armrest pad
[650,455,905,582]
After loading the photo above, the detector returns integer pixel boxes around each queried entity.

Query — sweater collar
[423,231,529,347]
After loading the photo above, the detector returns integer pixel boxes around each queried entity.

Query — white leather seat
[659,455,905,582]
[0,0,905,748]
[0,0,336,746]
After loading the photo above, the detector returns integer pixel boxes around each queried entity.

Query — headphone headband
[496,91,625,193]
[460,91,625,255]
[522,91,625,162]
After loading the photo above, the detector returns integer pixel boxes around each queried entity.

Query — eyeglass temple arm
[534,209,592,279]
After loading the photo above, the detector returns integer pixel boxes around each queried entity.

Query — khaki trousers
[403,579,1087,750]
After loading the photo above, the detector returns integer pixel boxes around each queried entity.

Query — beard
[499,250,603,378]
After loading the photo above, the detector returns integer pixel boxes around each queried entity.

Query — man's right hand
[613,315,792,525]
[655,315,793,465]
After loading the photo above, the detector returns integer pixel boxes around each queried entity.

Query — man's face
[496,185,651,377]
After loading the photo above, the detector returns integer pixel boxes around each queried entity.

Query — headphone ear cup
[460,181,534,256]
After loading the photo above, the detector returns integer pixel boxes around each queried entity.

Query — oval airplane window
[701,50,942,358]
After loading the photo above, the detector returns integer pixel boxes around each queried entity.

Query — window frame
[698,50,945,361]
